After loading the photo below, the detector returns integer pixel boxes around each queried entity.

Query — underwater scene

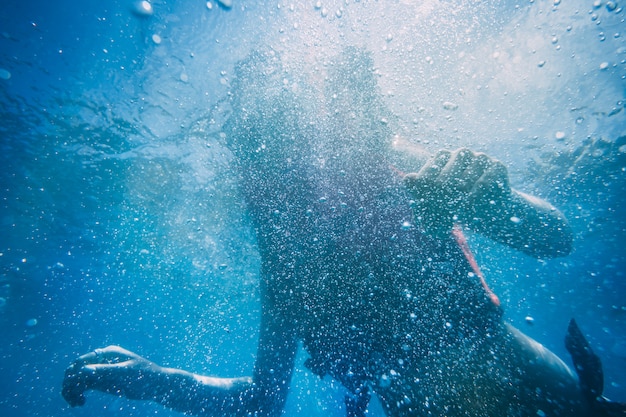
[1,0,625,416]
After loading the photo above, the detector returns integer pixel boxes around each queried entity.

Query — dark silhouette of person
[63,49,604,417]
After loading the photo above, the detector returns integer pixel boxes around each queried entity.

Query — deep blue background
[0,1,624,416]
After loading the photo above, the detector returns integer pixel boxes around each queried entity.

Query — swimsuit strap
[451,224,501,307]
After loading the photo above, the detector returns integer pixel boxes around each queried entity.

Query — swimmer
[62,49,623,416]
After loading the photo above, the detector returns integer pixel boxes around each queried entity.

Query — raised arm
[62,295,298,416]
[403,148,573,259]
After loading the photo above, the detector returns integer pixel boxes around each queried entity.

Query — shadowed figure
[62,48,624,417]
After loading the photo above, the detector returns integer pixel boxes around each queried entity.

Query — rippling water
[0,1,624,416]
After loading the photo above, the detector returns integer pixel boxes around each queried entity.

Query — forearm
[141,366,255,416]
[152,310,297,417]
[462,189,573,258]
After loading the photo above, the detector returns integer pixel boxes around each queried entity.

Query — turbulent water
[0,1,625,416]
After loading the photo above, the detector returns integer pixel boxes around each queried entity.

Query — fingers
[439,148,473,187]
[409,148,507,193]
[416,149,451,182]
[404,150,451,196]
[85,360,136,373]
[471,157,510,199]
[62,384,86,407]
[62,346,138,407]
[62,360,96,407]
[406,148,482,193]
[76,345,137,365]
[402,146,512,235]
[457,152,490,192]
[61,362,126,407]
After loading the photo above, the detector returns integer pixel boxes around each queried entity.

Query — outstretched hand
[63,345,259,415]
[403,148,511,237]
[62,346,160,407]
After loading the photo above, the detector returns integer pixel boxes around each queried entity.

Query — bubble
[132,1,153,17]
[401,221,412,230]
[599,61,609,70]
[26,318,38,327]
[525,316,535,325]
[0,68,10,80]
[537,60,546,68]
[151,34,162,44]
[442,101,458,111]
[206,1,213,10]
[510,216,521,224]
[555,131,566,140]
[180,72,189,82]
[379,374,391,388]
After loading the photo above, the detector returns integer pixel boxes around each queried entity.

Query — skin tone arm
[62,290,298,417]
[62,346,255,414]
[403,148,573,258]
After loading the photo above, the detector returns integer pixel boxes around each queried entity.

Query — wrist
[411,199,456,238]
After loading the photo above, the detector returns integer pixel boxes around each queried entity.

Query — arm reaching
[404,148,573,258]
[62,345,255,415]
[62,304,298,416]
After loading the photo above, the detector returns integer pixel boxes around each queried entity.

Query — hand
[62,346,160,407]
[403,148,511,236]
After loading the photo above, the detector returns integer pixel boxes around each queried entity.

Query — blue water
[0,1,624,416]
